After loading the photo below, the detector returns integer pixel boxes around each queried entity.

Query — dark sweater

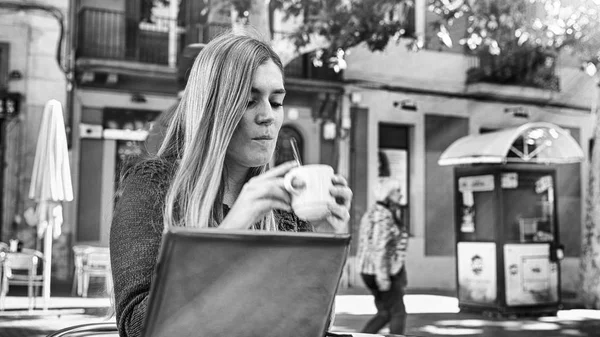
[109,159,311,337]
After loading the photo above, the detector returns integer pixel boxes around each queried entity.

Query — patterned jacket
[357,202,409,290]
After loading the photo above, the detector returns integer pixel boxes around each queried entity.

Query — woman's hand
[312,175,353,233]
[220,161,297,230]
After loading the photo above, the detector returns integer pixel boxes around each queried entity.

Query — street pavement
[1,281,600,336]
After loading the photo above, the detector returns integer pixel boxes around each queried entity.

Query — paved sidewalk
[333,288,600,336]
[1,283,599,336]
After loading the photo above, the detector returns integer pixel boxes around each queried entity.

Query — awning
[438,122,585,166]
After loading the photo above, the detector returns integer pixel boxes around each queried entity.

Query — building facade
[0,0,596,300]
[69,0,342,279]
[0,0,72,279]
[341,0,596,297]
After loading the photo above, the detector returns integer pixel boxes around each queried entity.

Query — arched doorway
[275,125,304,166]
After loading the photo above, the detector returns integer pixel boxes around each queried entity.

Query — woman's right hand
[220,161,298,230]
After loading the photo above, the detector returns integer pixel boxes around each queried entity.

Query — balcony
[77,7,185,66]
[466,46,560,92]
[464,46,561,103]
[75,8,340,88]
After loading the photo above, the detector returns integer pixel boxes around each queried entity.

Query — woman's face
[227,59,285,168]
[388,187,403,205]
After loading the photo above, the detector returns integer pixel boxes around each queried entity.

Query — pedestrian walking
[357,177,409,334]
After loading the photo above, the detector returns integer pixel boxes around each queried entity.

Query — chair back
[4,252,41,274]
[3,249,44,281]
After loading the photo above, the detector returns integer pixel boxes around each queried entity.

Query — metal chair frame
[72,246,112,298]
[46,322,118,337]
[0,247,45,311]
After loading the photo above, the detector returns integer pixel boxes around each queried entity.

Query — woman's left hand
[312,175,353,233]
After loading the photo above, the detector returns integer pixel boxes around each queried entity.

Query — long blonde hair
[157,31,284,230]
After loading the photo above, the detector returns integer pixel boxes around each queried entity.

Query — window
[379,123,410,233]
[0,43,9,90]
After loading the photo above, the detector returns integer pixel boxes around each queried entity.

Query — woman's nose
[255,100,275,125]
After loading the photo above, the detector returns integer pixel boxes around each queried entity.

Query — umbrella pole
[43,218,52,311]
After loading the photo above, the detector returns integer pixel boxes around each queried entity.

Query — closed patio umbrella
[28,99,73,310]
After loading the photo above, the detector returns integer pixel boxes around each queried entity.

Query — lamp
[393,99,417,111]
[322,120,337,140]
[349,92,362,104]
[8,70,22,80]
[0,91,23,119]
[504,106,529,119]
[131,92,147,103]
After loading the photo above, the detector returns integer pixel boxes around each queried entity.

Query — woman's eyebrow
[251,88,286,95]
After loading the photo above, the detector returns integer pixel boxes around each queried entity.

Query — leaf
[585,62,598,76]
[437,24,453,48]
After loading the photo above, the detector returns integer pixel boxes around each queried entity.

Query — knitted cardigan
[109,159,311,337]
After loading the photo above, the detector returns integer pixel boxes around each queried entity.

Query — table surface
[332,333,409,337]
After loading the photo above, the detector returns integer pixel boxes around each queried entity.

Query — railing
[77,7,185,65]
[76,9,342,82]
[466,46,560,91]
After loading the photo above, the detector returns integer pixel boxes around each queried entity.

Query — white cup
[283,164,335,221]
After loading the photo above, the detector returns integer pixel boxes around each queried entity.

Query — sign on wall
[504,243,559,306]
[458,175,495,192]
[457,242,497,304]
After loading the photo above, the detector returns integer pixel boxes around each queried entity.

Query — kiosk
[438,122,584,316]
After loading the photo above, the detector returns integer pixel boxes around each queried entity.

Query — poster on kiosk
[439,122,583,315]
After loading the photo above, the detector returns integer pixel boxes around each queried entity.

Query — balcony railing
[76,9,342,83]
[77,7,185,65]
[466,46,560,91]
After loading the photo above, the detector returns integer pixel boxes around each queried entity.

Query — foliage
[223,0,600,78]
[427,0,600,89]
[235,0,420,71]
[429,0,599,53]
[273,0,417,50]
[146,0,599,76]
[467,46,560,90]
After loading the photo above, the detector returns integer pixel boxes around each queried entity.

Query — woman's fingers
[330,183,353,208]
[332,174,348,187]
[266,178,292,204]
[325,216,346,233]
[259,161,298,179]
[242,177,292,207]
[328,202,350,223]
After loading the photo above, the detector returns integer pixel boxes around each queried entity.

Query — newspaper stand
[438,122,584,316]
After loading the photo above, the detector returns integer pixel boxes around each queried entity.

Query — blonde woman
[357,177,409,334]
[109,31,352,337]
